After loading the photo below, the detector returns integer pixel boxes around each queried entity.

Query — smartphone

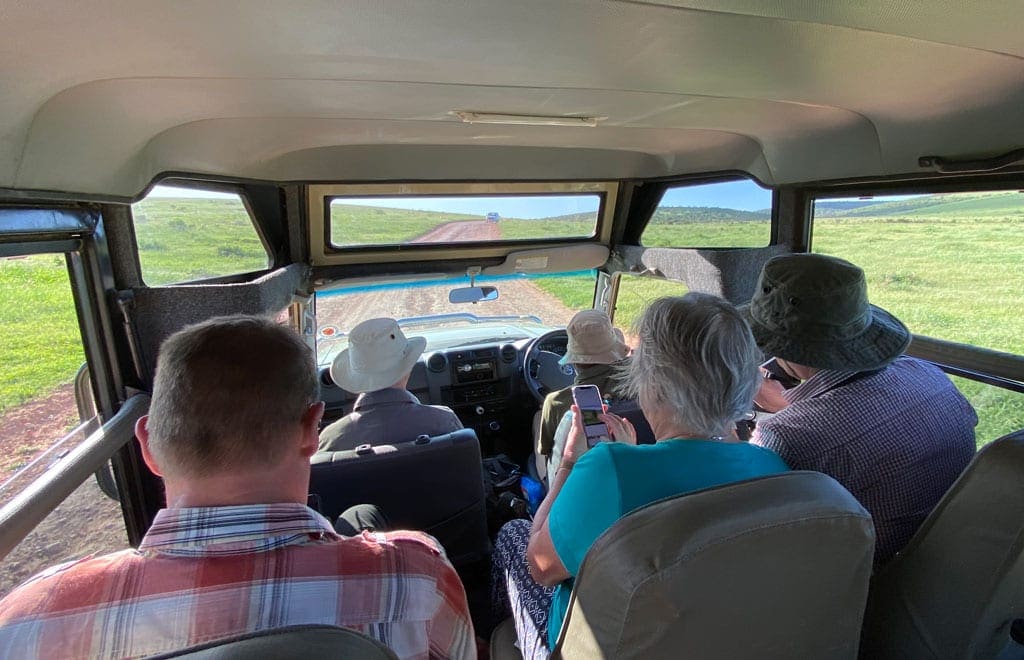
[572,384,611,448]
[760,358,801,389]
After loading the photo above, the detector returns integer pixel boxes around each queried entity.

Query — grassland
[497,216,595,240]
[132,197,267,285]
[329,204,480,245]
[0,255,85,415]
[2,193,1021,444]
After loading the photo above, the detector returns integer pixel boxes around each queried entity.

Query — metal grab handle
[0,395,150,563]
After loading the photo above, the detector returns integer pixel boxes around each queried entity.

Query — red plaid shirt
[0,504,475,659]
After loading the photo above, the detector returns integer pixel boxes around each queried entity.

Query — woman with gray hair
[492,293,790,658]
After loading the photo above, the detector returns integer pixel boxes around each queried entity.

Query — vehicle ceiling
[2,1,1023,199]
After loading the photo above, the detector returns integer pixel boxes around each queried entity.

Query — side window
[132,185,269,285]
[642,179,772,248]
[611,274,688,347]
[811,190,1024,445]
[0,254,126,596]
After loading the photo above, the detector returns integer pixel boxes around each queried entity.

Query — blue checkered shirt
[752,356,977,564]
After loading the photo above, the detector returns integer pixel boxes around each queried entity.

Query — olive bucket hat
[741,253,911,372]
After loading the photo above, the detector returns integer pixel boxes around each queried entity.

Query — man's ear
[298,402,325,458]
[134,415,163,477]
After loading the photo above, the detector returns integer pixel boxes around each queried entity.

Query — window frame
[623,172,779,248]
[0,205,146,560]
[130,182,273,287]
[307,182,618,266]
[639,177,776,249]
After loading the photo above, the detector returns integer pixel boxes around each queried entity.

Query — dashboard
[320,336,566,456]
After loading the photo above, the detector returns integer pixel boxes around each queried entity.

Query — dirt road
[0,385,126,597]
[410,219,500,244]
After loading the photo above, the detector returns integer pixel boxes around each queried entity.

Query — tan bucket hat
[741,253,911,371]
[330,318,427,393]
[559,309,629,366]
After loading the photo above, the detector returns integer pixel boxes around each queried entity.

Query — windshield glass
[315,270,596,364]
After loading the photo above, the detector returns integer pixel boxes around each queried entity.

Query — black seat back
[309,428,489,567]
[606,398,656,445]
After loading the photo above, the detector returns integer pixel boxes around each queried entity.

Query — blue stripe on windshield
[317,269,595,298]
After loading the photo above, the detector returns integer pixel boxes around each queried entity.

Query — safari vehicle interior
[1,1,1024,657]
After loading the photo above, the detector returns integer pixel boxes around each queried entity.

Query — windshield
[315,271,596,363]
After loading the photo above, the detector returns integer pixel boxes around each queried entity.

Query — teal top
[545,439,789,649]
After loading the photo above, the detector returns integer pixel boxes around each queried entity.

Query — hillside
[650,206,770,224]
[818,191,1024,218]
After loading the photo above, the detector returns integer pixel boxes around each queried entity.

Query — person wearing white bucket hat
[318,317,462,452]
[744,253,977,565]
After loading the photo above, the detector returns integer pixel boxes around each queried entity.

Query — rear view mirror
[449,286,499,304]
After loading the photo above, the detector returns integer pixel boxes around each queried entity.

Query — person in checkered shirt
[744,254,977,565]
[0,315,476,660]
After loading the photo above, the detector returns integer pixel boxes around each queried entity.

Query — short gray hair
[622,293,761,437]
[146,315,320,476]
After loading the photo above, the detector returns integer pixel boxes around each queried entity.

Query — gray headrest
[553,471,875,659]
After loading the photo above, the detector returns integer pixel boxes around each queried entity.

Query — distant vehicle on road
[486,212,500,223]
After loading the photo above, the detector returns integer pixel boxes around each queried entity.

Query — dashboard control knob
[489,421,501,432]
[475,405,486,416]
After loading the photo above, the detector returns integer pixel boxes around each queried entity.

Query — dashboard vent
[427,352,448,373]
[500,344,517,363]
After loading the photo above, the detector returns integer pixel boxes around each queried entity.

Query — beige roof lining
[2,1,1022,197]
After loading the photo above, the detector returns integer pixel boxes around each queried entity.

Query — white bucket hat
[559,309,630,366]
[330,318,427,393]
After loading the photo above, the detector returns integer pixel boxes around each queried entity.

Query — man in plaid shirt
[744,254,976,565]
[0,315,476,659]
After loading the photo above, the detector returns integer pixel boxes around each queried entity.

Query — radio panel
[449,349,499,384]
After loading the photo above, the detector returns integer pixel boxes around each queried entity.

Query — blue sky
[659,180,771,211]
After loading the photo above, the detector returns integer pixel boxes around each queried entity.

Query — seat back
[861,431,1024,659]
[149,624,397,659]
[309,428,489,567]
[551,471,876,660]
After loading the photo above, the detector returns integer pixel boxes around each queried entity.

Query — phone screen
[572,385,610,447]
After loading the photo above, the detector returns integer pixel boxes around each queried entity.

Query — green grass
[329,204,480,245]
[610,276,689,331]
[532,275,599,310]
[496,217,595,240]
[0,255,85,415]
[642,221,770,248]
[812,215,1024,357]
[133,197,268,285]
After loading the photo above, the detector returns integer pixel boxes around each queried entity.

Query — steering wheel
[522,329,576,403]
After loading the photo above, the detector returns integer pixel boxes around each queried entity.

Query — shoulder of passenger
[1,549,138,600]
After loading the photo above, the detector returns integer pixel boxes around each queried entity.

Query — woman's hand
[564,406,638,465]
[600,411,637,445]
[562,404,591,466]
